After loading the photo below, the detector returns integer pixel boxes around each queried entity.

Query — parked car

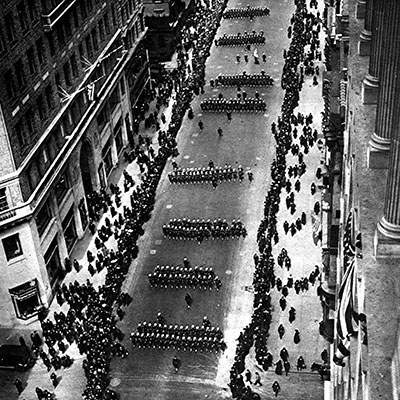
[0,345,35,371]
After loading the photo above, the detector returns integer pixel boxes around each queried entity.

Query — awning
[9,279,38,300]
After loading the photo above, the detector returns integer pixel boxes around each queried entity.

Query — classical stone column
[359,0,373,56]
[361,0,384,104]
[368,0,400,168]
[376,136,400,252]
[356,0,366,19]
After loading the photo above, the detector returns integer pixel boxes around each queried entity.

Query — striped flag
[336,259,358,341]
[343,209,355,270]
[333,337,350,366]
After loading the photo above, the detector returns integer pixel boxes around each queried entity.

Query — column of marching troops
[227,0,329,399]
[20,2,232,400]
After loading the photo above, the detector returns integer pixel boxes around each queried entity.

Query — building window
[70,53,78,77]
[102,139,113,175]
[45,84,54,110]
[0,188,9,212]
[79,0,87,19]
[37,94,46,119]
[85,35,93,59]
[56,24,65,46]
[4,69,16,99]
[91,28,98,51]
[72,7,79,28]
[27,47,37,75]
[104,13,110,34]
[62,207,77,252]
[111,5,117,26]
[36,200,52,236]
[3,233,23,261]
[97,105,107,130]
[4,12,15,43]
[15,120,28,146]
[9,279,42,320]
[63,61,72,86]
[120,77,125,96]
[114,120,123,153]
[54,173,69,205]
[17,1,29,33]
[28,0,37,24]
[25,108,35,137]
[98,19,105,41]
[36,37,45,65]
[0,23,6,53]
[44,236,62,288]
[63,15,72,39]
[46,31,55,56]
[109,86,120,112]
[15,59,26,89]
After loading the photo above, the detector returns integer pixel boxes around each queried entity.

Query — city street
[0,1,327,399]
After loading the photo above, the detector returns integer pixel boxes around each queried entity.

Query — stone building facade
[0,0,148,326]
[318,0,400,399]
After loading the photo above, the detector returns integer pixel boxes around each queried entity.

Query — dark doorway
[80,140,94,196]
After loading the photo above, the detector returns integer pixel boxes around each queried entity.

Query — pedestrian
[254,371,262,386]
[262,53,267,62]
[227,111,232,121]
[245,369,252,383]
[185,293,193,309]
[289,307,296,323]
[35,387,44,400]
[284,360,290,376]
[244,53,249,63]
[172,355,181,373]
[278,324,285,339]
[247,169,253,183]
[236,54,240,63]
[50,372,58,387]
[294,329,301,344]
[217,127,223,137]
[198,120,204,131]
[272,380,281,397]
[14,378,23,394]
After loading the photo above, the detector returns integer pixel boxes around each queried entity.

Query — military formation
[130,317,226,352]
[223,5,270,19]
[162,218,247,241]
[212,71,274,87]
[215,31,265,46]
[200,97,266,112]
[167,164,245,184]
[148,262,222,290]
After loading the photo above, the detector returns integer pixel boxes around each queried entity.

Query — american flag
[336,258,358,342]
[343,209,355,270]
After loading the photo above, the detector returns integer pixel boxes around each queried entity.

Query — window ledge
[7,254,26,265]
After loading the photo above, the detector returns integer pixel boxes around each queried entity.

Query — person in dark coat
[14,378,23,394]
[272,380,281,397]
[294,329,301,344]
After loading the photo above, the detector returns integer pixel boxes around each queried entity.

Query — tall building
[319,0,400,399]
[142,0,194,63]
[0,0,148,326]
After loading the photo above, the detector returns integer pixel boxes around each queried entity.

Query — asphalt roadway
[109,0,327,399]
[0,0,328,399]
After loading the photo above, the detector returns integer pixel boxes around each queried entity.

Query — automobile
[0,344,35,371]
